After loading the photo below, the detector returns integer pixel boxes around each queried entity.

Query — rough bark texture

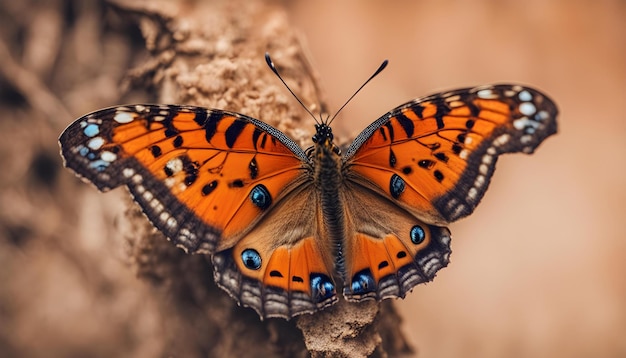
[0,0,412,356]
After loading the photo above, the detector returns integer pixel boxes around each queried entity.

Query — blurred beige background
[1,0,624,357]
[289,1,625,356]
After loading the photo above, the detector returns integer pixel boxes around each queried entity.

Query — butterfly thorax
[312,124,348,277]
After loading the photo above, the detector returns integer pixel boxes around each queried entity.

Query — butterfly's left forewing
[60,105,307,254]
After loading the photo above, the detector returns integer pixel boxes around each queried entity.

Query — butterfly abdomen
[313,132,349,277]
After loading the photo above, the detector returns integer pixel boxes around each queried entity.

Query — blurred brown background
[1,0,624,357]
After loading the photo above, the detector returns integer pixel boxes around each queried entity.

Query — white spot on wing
[468,187,478,201]
[164,177,176,188]
[513,117,529,130]
[475,175,485,188]
[477,89,497,99]
[114,111,134,123]
[100,151,117,162]
[132,174,143,184]
[166,217,177,229]
[87,137,105,150]
[165,158,183,174]
[518,90,533,102]
[494,134,510,146]
[537,110,550,121]
[142,190,154,202]
[519,102,537,116]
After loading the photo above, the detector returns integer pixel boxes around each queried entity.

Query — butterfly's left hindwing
[213,183,339,318]
[59,105,307,254]
[345,84,558,225]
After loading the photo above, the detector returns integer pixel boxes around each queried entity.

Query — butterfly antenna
[265,53,320,124]
[327,59,388,126]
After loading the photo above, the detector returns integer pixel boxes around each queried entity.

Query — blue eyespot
[410,225,426,245]
[250,184,272,210]
[310,273,335,301]
[83,123,100,137]
[389,174,405,199]
[241,248,262,270]
[350,269,376,294]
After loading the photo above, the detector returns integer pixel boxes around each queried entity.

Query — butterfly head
[312,123,341,156]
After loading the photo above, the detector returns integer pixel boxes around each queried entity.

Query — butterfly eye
[389,174,405,199]
[350,269,376,295]
[410,225,426,245]
[310,273,335,301]
[241,249,262,270]
[249,184,272,210]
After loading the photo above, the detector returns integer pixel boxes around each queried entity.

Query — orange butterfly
[59,54,557,319]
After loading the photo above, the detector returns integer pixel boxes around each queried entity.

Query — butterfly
[59,54,558,319]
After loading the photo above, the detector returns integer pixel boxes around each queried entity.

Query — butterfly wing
[341,182,451,301]
[213,183,339,319]
[59,105,308,254]
[344,84,558,225]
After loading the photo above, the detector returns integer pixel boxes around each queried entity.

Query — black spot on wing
[418,159,434,169]
[252,128,262,150]
[260,132,268,149]
[434,152,449,163]
[164,127,178,138]
[249,158,258,179]
[394,112,414,137]
[384,121,395,141]
[193,110,208,126]
[379,127,388,141]
[434,101,450,129]
[201,180,218,196]
[150,145,162,158]
[173,135,183,148]
[468,101,481,117]
[434,170,444,182]
[229,179,245,188]
[412,104,424,119]
[225,120,247,148]
[204,111,222,142]
[389,149,397,168]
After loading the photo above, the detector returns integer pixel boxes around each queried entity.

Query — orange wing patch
[59,105,306,254]
[347,85,558,224]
